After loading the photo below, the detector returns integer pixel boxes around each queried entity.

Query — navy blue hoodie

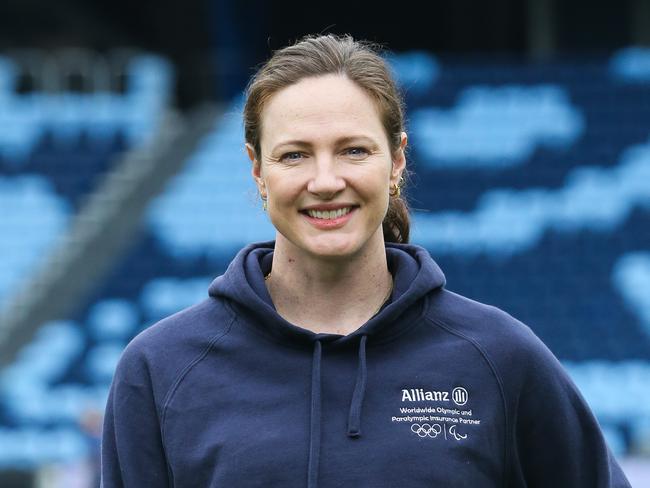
[101,241,631,487]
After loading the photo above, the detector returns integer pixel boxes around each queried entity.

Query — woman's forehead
[260,75,385,146]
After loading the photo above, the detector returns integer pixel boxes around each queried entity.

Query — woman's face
[248,74,406,260]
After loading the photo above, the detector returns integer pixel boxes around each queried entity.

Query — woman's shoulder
[132,296,233,350]
[113,296,236,389]
[427,288,537,341]
[424,288,564,384]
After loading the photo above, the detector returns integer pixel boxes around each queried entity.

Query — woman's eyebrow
[272,135,378,152]
[271,140,312,152]
[335,135,378,146]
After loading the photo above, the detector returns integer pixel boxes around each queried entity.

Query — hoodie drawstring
[307,334,369,487]
[308,340,322,488]
[347,334,368,437]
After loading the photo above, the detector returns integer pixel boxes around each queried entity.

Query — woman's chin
[276,226,384,261]
[305,239,357,259]
[301,232,380,261]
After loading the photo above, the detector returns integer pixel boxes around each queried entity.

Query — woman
[101,34,631,487]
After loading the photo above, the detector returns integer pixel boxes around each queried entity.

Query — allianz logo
[401,386,468,406]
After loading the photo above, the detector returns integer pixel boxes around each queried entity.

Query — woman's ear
[246,143,266,196]
[391,132,408,183]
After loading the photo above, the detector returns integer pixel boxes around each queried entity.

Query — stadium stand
[0,51,173,309]
[1,46,649,474]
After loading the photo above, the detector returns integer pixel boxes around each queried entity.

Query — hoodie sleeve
[511,338,631,488]
[101,339,171,488]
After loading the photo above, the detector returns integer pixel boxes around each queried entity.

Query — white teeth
[307,207,352,219]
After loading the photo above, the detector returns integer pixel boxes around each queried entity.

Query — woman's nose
[306,156,346,197]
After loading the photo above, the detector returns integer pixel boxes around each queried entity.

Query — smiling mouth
[303,206,356,220]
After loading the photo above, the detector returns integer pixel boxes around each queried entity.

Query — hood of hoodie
[208,240,446,346]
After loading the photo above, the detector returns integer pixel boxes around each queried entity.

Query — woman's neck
[265,232,393,335]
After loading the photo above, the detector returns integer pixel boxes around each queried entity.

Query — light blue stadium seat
[12,321,84,385]
[0,176,72,308]
[85,92,126,140]
[610,46,650,82]
[51,428,89,463]
[0,428,88,467]
[85,343,125,384]
[386,50,439,97]
[140,277,212,320]
[87,299,139,341]
[127,55,174,99]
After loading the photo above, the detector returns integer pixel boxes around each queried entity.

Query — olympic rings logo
[410,423,442,438]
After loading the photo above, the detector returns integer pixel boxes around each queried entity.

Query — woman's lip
[302,207,357,229]
[301,203,358,212]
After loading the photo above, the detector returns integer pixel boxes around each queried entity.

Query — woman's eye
[345,147,369,158]
[280,151,303,162]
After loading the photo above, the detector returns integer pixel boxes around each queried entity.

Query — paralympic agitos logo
[401,387,469,406]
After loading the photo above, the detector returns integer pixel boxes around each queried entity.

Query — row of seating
[0,55,172,165]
